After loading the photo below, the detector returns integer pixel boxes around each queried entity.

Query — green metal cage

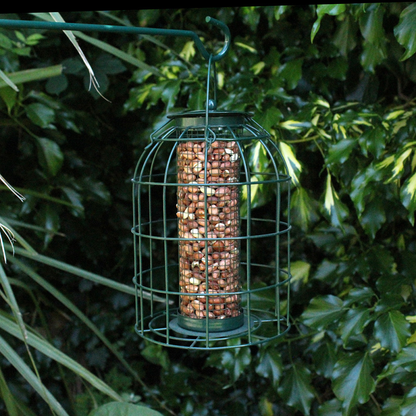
[132,109,292,350]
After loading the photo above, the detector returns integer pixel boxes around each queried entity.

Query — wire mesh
[132,110,292,350]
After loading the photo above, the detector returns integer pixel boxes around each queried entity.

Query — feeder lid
[168,109,252,127]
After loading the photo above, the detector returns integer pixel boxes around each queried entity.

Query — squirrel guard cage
[132,19,292,350]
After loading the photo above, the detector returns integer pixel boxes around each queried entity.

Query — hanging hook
[203,16,231,62]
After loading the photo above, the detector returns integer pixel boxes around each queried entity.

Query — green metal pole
[0,16,230,62]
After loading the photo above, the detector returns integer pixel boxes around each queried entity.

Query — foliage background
[1,4,416,416]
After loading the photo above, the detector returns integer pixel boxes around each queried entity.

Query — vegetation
[1,4,416,416]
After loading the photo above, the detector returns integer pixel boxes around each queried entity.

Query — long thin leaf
[7,245,168,303]
[0,312,123,402]
[74,31,165,77]
[49,12,102,94]
[0,365,19,416]
[8,256,143,383]
[0,65,63,89]
[0,68,19,91]
[0,334,70,416]
[31,12,165,78]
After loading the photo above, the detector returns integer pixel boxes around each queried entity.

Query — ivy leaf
[255,348,283,389]
[374,310,410,353]
[278,363,315,415]
[360,197,386,239]
[394,3,416,61]
[339,307,371,346]
[301,295,345,330]
[221,344,252,384]
[332,351,375,416]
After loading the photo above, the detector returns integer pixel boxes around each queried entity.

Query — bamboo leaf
[0,68,19,91]
[0,313,123,402]
[0,334,70,416]
[0,65,63,89]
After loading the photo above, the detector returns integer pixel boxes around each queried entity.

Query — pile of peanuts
[177,139,241,320]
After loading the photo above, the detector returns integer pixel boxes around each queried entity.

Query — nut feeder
[132,17,293,350]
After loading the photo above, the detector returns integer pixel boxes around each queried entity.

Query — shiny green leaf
[374,310,410,353]
[26,103,55,128]
[35,137,64,176]
[394,3,416,61]
[360,197,386,239]
[326,139,356,165]
[332,352,375,415]
[401,387,416,416]
[311,4,346,43]
[339,307,371,346]
[400,172,416,225]
[301,295,345,329]
[256,348,283,388]
[278,363,315,414]
[323,174,349,227]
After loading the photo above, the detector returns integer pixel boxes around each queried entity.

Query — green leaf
[323,174,349,228]
[0,335,69,416]
[26,103,55,128]
[0,314,123,402]
[290,187,316,231]
[326,139,356,165]
[359,4,385,45]
[0,65,62,89]
[278,59,303,90]
[89,402,164,416]
[254,106,282,133]
[311,4,346,43]
[339,307,371,346]
[36,137,64,176]
[333,15,357,57]
[220,344,252,384]
[279,141,302,186]
[301,295,345,329]
[374,310,410,353]
[332,351,375,416]
[278,363,315,414]
[360,197,386,239]
[394,3,416,61]
[141,343,170,371]
[400,172,416,225]
[401,387,416,416]
[255,348,283,388]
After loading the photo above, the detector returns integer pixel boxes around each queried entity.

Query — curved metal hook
[191,16,231,63]
[204,16,231,62]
